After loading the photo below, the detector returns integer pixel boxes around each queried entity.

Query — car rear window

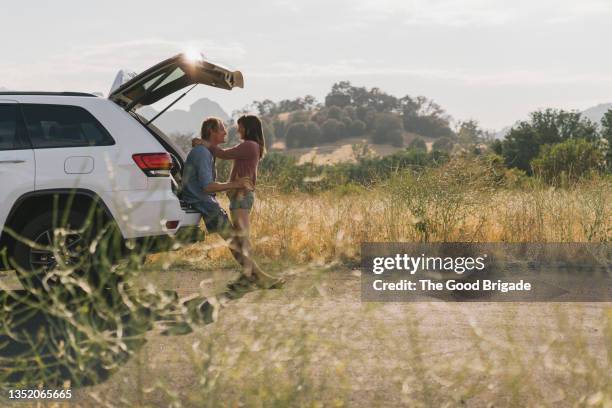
[21,104,115,149]
[0,104,29,150]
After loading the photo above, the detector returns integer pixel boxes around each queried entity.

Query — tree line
[235,81,462,149]
[491,108,612,184]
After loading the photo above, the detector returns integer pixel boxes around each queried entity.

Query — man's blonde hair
[201,117,223,140]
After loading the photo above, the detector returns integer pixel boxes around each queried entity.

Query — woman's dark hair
[237,115,266,159]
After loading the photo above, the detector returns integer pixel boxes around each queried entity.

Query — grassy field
[3,160,611,407]
[68,169,609,407]
[61,264,610,408]
[169,165,611,268]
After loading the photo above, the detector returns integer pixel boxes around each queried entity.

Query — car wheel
[12,211,91,290]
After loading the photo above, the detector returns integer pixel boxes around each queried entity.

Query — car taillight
[132,153,173,177]
[165,220,180,229]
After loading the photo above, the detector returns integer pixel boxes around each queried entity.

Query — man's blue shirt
[182,145,220,217]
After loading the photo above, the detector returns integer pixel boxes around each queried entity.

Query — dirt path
[65,270,612,407]
[3,266,610,407]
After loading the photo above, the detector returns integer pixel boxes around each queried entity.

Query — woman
[193,115,266,280]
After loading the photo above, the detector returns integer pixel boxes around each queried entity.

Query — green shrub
[409,137,427,151]
[349,119,366,136]
[321,119,345,142]
[501,109,599,174]
[285,121,322,148]
[531,138,605,185]
[257,149,447,193]
[286,122,307,148]
[432,137,454,152]
[273,119,287,140]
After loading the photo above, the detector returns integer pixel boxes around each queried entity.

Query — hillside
[267,103,438,164]
[137,98,229,135]
[277,134,434,165]
[582,103,612,124]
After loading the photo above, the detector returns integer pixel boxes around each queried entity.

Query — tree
[285,121,322,148]
[325,94,350,108]
[343,106,357,120]
[288,110,312,125]
[361,108,378,130]
[304,121,322,145]
[349,120,366,136]
[311,109,328,125]
[169,132,193,153]
[249,96,320,116]
[372,113,404,147]
[388,130,404,147]
[273,119,287,140]
[432,137,455,153]
[531,138,605,185]
[600,108,612,170]
[261,119,275,147]
[501,109,599,173]
[341,117,353,131]
[252,99,277,116]
[327,106,344,120]
[226,125,240,145]
[457,120,483,146]
[490,139,503,155]
[401,95,454,138]
[321,119,346,142]
[409,137,427,151]
[325,81,399,112]
[285,122,307,148]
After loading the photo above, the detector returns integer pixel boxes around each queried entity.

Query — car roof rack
[0,92,96,97]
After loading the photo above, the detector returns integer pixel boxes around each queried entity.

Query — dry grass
[5,160,611,407]
[166,172,611,267]
[56,268,612,408]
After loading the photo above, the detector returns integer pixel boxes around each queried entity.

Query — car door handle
[0,160,26,164]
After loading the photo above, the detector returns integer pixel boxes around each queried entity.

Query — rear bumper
[130,225,205,254]
[100,189,201,239]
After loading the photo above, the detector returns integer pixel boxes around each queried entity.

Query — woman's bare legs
[227,207,283,288]
[231,208,253,277]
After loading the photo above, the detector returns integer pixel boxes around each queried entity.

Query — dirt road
[3,266,610,407]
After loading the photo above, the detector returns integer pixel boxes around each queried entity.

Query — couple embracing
[181,115,281,292]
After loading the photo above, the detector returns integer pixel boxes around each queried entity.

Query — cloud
[351,0,612,27]
[2,38,247,91]
[71,39,247,69]
[247,60,612,87]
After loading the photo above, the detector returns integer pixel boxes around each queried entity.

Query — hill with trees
[237,81,479,153]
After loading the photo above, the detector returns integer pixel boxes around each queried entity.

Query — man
[182,117,278,291]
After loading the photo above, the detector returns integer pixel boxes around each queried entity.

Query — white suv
[0,53,243,284]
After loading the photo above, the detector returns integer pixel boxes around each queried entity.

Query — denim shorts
[189,199,233,234]
[229,191,255,211]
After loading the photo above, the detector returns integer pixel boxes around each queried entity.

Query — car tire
[12,210,93,291]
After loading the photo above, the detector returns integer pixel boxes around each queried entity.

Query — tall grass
[2,156,610,407]
[173,157,610,267]
[69,280,612,407]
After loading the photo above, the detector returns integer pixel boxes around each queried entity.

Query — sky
[2,0,612,130]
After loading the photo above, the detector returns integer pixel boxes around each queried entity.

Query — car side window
[21,104,115,149]
[0,104,29,151]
